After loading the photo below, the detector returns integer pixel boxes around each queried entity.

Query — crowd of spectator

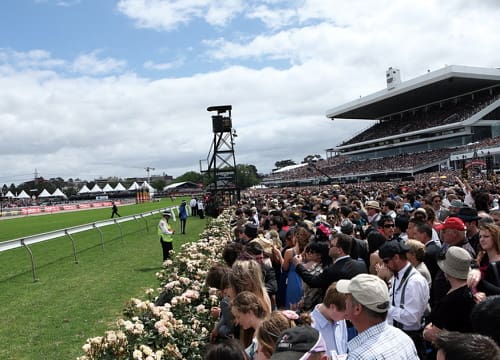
[341,86,500,146]
[204,175,500,359]
[264,136,500,186]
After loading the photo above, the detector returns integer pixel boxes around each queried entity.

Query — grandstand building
[264,65,500,186]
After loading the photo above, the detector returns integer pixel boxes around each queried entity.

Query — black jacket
[424,241,441,280]
[262,263,278,296]
[296,256,367,294]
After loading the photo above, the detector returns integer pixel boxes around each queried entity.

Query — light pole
[145,166,155,184]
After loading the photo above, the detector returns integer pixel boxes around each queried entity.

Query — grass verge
[0,198,209,360]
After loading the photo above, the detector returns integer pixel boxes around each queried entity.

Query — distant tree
[275,159,296,169]
[303,154,323,164]
[235,164,259,189]
[176,171,204,184]
[152,179,167,191]
[65,186,77,197]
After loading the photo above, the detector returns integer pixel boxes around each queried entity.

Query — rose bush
[78,211,233,360]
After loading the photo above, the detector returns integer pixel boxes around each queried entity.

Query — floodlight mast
[204,105,239,216]
[145,166,155,184]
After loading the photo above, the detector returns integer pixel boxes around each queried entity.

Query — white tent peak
[38,189,52,198]
[142,181,156,192]
[52,188,67,198]
[78,185,90,194]
[114,183,126,191]
[89,184,103,193]
[102,184,114,192]
[17,190,30,199]
[5,190,15,198]
[128,182,140,190]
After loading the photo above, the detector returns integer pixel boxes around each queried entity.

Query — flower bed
[78,211,233,360]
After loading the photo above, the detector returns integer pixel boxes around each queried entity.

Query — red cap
[435,217,466,231]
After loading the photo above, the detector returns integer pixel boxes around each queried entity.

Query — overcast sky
[1,0,499,185]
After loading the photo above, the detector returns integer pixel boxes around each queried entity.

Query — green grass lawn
[0,198,209,360]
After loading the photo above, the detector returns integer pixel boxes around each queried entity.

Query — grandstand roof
[273,163,308,173]
[326,65,500,120]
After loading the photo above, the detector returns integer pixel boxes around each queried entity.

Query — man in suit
[414,222,441,280]
[293,233,368,296]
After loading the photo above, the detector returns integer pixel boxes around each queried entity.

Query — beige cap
[337,274,390,313]
[365,200,381,210]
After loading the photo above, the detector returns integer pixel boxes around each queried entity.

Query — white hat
[337,274,389,313]
[162,209,172,216]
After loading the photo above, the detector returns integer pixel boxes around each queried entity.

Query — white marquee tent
[4,190,15,198]
[78,185,90,194]
[38,189,52,198]
[17,190,30,199]
[89,184,103,193]
[128,182,140,191]
[52,188,67,198]
[142,181,156,192]
[114,183,126,192]
[102,184,114,192]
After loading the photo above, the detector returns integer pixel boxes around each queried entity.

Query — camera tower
[203,105,240,216]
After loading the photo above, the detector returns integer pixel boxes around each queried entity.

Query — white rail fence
[0,206,178,282]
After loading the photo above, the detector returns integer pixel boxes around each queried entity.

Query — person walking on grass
[111,201,121,218]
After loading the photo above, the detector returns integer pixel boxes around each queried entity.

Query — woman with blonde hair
[231,291,271,359]
[229,260,272,313]
[406,239,432,288]
[255,311,294,360]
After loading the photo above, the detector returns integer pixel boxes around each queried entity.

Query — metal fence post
[65,230,79,264]
[114,219,124,242]
[93,224,105,251]
[21,239,39,283]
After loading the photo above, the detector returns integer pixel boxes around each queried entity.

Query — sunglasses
[383,224,395,228]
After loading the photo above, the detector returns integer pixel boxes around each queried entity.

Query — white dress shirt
[311,305,348,355]
[388,262,429,331]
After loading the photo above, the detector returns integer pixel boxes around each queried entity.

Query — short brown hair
[323,282,346,311]
[206,264,230,290]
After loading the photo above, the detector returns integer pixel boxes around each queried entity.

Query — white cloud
[71,50,127,75]
[0,49,66,69]
[205,0,244,27]
[246,5,297,29]
[143,58,184,70]
[203,0,500,76]
[56,0,81,6]
[116,0,244,30]
[0,59,367,180]
[2,0,500,184]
